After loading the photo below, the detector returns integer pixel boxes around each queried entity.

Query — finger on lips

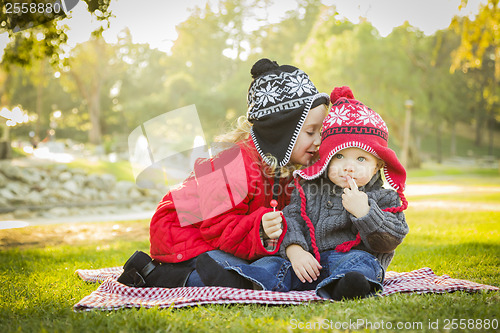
[348,177,358,190]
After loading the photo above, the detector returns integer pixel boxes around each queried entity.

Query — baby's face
[327,147,382,188]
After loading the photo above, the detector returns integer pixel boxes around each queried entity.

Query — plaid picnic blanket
[73,267,498,311]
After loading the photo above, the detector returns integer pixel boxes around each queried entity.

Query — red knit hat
[293,86,408,260]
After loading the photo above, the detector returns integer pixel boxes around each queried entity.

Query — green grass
[408,191,500,204]
[1,181,499,332]
[407,163,500,186]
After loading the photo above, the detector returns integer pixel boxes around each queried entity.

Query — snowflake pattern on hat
[297,86,407,196]
[286,74,316,97]
[357,105,388,130]
[248,69,320,120]
[324,103,388,132]
[324,105,349,126]
[255,82,281,107]
[246,62,329,167]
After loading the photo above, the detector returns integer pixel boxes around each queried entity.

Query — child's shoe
[317,271,371,300]
[117,251,194,288]
[195,253,253,289]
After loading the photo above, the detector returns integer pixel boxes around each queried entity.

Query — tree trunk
[450,120,457,157]
[0,141,11,159]
[70,68,102,145]
[435,122,442,164]
[474,105,484,147]
[88,83,102,145]
[488,110,495,156]
[0,124,11,159]
[36,78,43,139]
[408,141,421,169]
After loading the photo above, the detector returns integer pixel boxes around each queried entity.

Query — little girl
[196,86,409,300]
[117,59,329,288]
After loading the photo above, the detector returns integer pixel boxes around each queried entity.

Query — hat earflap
[293,177,320,262]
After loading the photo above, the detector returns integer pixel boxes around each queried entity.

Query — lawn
[1,169,499,332]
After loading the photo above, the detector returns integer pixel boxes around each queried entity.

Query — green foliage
[0,0,498,162]
[0,0,112,69]
[251,0,323,64]
[451,0,499,79]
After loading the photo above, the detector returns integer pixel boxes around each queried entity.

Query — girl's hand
[342,176,370,218]
[286,244,322,283]
[262,211,283,239]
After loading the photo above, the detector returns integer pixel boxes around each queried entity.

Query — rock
[129,188,143,199]
[0,172,8,187]
[81,188,99,200]
[86,174,114,191]
[115,180,136,194]
[19,168,43,185]
[0,162,23,180]
[100,173,117,190]
[13,209,35,219]
[6,182,30,197]
[40,189,60,203]
[62,180,80,195]
[0,188,15,201]
[72,174,86,188]
[140,187,164,199]
[52,188,73,201]
[71,168,87,176]
[46,207,71,217]
[25,191,44,205]
[0,161,158,220]
[0,195,9,208]
[58,171,73,182]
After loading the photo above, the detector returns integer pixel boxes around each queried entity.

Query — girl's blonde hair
[215,115,300,178]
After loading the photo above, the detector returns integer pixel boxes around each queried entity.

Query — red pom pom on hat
[330,86,354,104]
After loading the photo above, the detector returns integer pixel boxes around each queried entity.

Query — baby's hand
[286,244,322,283]
[342,176,370,218]
[261,211,283,239]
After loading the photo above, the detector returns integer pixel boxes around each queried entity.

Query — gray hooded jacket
[279,172,409,270]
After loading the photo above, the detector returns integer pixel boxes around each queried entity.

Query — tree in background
[0,0,497,164]
[251,0,323,64]
[294,7,425,166]
[60,36,122,145]
[167,0,252,139]
[451,0,499,153]
[112,29,170,130]
[0,0,113,152]
[0,0,112,68]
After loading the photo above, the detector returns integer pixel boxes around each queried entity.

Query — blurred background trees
[0,0,498,167]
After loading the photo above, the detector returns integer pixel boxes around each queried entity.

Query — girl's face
[290,104,328,166]
[327,147,383,188]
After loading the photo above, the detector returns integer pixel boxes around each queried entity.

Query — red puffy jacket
[149,139,293,263]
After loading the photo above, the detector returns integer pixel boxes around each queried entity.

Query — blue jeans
[212,250,384,296]
[184,250,250,287]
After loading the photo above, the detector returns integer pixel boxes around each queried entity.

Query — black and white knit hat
[247,59,329,166]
